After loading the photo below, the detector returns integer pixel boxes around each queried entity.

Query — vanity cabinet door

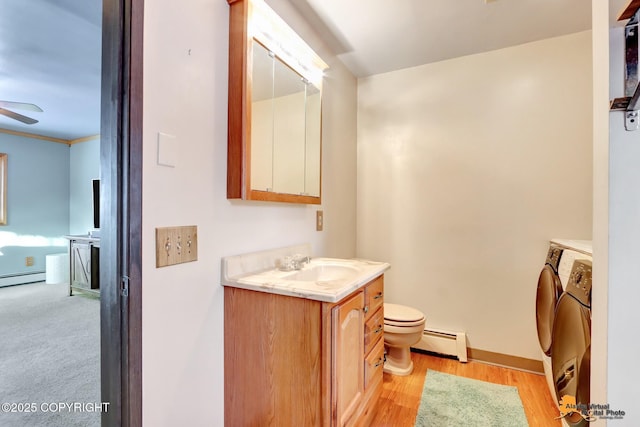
[332,291,365,427]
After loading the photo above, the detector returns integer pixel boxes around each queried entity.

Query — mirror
[226,0,327,204]
[250,42,321,197]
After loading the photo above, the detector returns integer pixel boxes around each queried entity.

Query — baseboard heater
[412,328,468,362]
[0,272,46,288]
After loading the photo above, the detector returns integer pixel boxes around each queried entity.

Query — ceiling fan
[0,100,43,125]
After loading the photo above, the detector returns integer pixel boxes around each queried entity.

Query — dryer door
[551,293,591,427]
[536,264,563,356]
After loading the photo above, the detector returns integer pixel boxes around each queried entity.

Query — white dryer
[535,239,592,422]
[552,259,592,427]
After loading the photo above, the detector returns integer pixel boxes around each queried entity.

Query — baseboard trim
[467,348,544,374]
[0,272,46,287]
[410,346,544,374]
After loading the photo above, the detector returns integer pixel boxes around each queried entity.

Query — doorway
[0,0,141,424]
[100,0,143,425]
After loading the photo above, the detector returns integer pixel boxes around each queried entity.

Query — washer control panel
[546,245,563,272]
[558,250,590,289]
[567,259,592,307]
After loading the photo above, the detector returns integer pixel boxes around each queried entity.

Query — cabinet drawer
[364,276,384,320]
[364,338,385,389]
[364,307,384,355]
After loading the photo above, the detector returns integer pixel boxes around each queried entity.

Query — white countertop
[551,239,592,255]
[221,245,390,303]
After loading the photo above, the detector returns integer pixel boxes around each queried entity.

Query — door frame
[101,0,143,425]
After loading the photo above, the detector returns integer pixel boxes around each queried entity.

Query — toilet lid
[384,303,425,323]
[385,318,425,328]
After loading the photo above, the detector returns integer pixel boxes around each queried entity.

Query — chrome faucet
[292,254,311,270]
[280,254,311,271]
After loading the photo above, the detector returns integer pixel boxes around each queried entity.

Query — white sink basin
[223,248,390,302]
[284,263,361,283]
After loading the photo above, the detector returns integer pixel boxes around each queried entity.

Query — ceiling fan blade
[0,101,43,112]
[0,107,39,125]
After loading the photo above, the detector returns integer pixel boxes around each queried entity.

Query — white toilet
[383,303,426,376]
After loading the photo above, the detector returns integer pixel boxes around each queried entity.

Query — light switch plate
[156,225,198,267]
[316,210,323,231]
[157,132,177,167]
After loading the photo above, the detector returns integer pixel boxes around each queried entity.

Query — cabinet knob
[373,293,383,300]
[363,306,369,314]
[374,326,383,334]
[374,358,384,368]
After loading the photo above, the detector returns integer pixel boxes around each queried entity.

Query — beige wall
[357,31,593,360]
[590,1,609,422]
[141,0,357,425]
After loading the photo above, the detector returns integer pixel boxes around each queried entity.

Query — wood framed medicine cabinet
[226,0,328,204]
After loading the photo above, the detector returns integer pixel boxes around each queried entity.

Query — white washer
[536,239,592,419]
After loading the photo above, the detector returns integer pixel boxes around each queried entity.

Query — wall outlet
[316,210,323,231]
[155,225,198,268]
[25,256,34,267]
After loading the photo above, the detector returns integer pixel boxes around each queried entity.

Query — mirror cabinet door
[272,55,306,195]
[250,39,322,199]
[305,82,322,197]
[250,42,275,192]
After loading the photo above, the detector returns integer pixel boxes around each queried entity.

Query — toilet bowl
[383,303,426,376]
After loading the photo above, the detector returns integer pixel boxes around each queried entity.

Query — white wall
[605,25,640,422]
[357,32,593,360]
[141,0,357,425]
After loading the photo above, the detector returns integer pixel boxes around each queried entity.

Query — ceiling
[0,0,101,141]
[295,0,595,78]
[0,0,631,141]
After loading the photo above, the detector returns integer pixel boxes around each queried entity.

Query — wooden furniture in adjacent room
[65,235,100,296]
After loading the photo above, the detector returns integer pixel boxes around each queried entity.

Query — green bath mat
[415,369,529,426]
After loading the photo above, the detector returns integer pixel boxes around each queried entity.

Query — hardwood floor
[370,351,561,426]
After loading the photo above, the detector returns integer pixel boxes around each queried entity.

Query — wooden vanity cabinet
[224,275,385,426]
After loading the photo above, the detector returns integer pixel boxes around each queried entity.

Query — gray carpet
[0,282,100,427]
[415,369,529,426]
